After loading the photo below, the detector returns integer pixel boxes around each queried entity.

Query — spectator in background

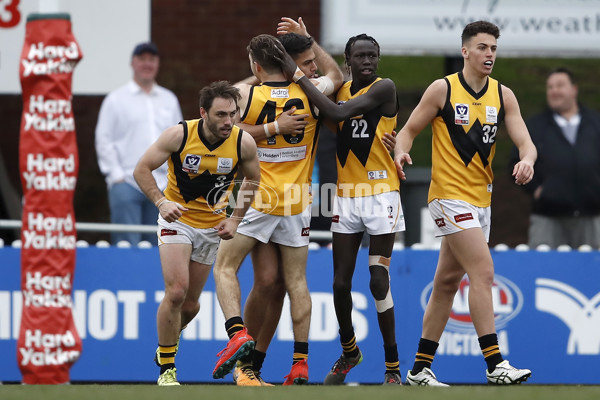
[511,68,600,249]
[95,42,183,245]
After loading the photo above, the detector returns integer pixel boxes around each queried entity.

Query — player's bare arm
[502,85,537,186]
[394,79,447,180]
[134,124,188,222]
[215,132,260,239]
[291,69,396,122]
[277,16,343,95]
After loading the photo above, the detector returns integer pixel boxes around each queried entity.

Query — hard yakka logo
[161,229,177,236]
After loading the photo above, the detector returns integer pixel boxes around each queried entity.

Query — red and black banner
[17,13,83,384]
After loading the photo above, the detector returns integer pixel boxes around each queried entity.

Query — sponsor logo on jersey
[257,146,307,163]
[454,103,469,125]
[332,215,340,223]
[301,227,310,236]
[160,229,177,236]
[182,154,201,173]
[216,158,233,173]
[486,106,498,123]
[367,170,388,180]
[271,88,289,98]
[435,218,445,227]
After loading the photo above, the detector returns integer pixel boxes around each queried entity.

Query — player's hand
[157,199,188,223]
[394,153,412,181]
[214,218,240,240]
[382,130,397,154]
[276,107,308,135]
[277,16,309,37]
[512,160,534,185]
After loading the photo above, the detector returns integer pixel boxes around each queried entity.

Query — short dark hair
[344,33,380,64]
[247,34,285,73]
[279,33,314,59]
[199,81,241,111]
[549,67,576,84]
[461,21,500,45]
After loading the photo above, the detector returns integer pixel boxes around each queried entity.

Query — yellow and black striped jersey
[335,78,399,197]
[429,72,504,207]
[164,119,242,228]
[241,81,319,216]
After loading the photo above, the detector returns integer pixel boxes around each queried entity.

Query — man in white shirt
[95,42,183,245]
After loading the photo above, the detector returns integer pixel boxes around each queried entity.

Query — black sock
[411,338,438,374]
[339,329,360,358]
[225,316,244,339]
[479,333,503,372]
[252,350,267,372]
[292,341,308,365]
[384,344,400,375]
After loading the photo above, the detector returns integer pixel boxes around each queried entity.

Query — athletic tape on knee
[369,255,394,313]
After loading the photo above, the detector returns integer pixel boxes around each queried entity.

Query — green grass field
[2,384,600,400]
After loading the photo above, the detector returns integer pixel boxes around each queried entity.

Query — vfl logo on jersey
[182,154,201,173]
[486,106,498,123]
[271,88,289,98]
[368,170,388,180]
[420,274,523,333]
[435,218,445,227]
[387,205,393,219]
[454,213,474,223]
[454,103,469,125]
[216,158,233,173]
[536,278,600,355]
